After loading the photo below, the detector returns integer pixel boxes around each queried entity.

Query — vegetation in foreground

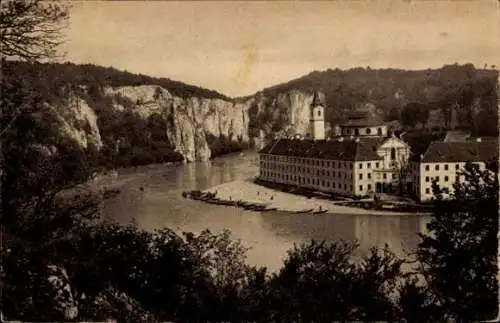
[2,135,498,322]
[1,1,498,321]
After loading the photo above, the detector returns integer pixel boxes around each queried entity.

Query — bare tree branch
[0,0,69,62]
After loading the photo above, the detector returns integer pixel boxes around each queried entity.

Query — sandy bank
[203,180,429,216]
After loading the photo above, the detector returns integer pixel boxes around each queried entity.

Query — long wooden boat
[246,205,267,211]
[312,209,328,215]
[294,208,314,214]
[191,194,209,201]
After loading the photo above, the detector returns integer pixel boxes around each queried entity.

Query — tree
[386,106,400,122]
[266,240,403,322]
[0,0,69,62]
[401,102,429,129]
[415,163,498,321]
[400,103,419,128]
[392,148,411,193]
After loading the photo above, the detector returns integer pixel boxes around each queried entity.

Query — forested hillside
[7,60,230,100]
[2,60,249,169]
[246,64,498,138]
[3,60,497,171]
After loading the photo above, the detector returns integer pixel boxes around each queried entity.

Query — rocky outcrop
[247,89,319,144]
[103,85,250,162]
[45,265,79,320]
[52,97,103,150]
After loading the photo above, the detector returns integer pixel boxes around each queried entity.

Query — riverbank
[202,180,430,216]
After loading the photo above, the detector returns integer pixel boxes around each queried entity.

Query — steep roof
[258,137,385,161]
[311,90,326,106]
[420,140,499,163]
[443,130,470,142]
[406,133,447,162]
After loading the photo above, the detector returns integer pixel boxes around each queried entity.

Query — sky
[62,1,500,97]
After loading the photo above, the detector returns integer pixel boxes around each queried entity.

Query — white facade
[310,104,325,140]
[409,161,489,201]
[376,136,411,171]
[259,136,411,198]
[259,154,357,196]
[258,89,415,198]
[341,125,388,137]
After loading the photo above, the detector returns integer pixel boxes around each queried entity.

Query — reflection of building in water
[355,216,426,258]
[259,213,358,246]
[259,213,429,261]
[355,216,401,255]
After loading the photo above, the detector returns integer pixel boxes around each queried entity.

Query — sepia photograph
[1,0,499,321]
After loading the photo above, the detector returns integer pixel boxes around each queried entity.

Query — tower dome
[310,90,325,140]
[311,90,326,106]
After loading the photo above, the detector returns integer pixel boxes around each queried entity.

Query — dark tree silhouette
[416,163,499,321]
[0,0,69,61]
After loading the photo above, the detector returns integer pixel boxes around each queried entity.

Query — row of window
[261,169,399,183]
[262,174,374,193]
[260,155,383,169]
[359,162,381,169]
[261,168,399,181]
[424,173,463,183]
[261,171,353,181]
[358,172,396,180]
[359,184,373,192]
[262,172,355,191]
[424,187,450,195]
[342,127,384,136]
[424,163,460,171]
[261,160,383,170]
[261,165,352,177]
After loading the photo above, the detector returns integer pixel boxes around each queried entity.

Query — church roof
[311,91,326,106]
[258,137,385,161]
[419,140,499,163]
[406,132,447,162]
[443,130,470,142]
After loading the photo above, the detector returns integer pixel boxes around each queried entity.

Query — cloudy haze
[62,1,499,97]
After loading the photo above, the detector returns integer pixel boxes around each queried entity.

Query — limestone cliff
[54,96,103,150]
[246,89,322,149]
[11,62,496,166]
[103,85,250,162]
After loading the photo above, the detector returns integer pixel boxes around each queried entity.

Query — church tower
[310,90,325,140]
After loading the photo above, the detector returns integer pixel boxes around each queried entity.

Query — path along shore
[203,180,430,216]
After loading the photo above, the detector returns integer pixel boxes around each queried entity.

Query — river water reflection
[101,152,430,272]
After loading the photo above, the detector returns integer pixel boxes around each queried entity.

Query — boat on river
[294,208,314,214]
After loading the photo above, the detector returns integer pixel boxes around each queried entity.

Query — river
[100,151,431,272]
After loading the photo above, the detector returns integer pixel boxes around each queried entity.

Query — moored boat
[294,208,314,214]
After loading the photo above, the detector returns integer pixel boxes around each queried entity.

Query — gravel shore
[203,180,423,216]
